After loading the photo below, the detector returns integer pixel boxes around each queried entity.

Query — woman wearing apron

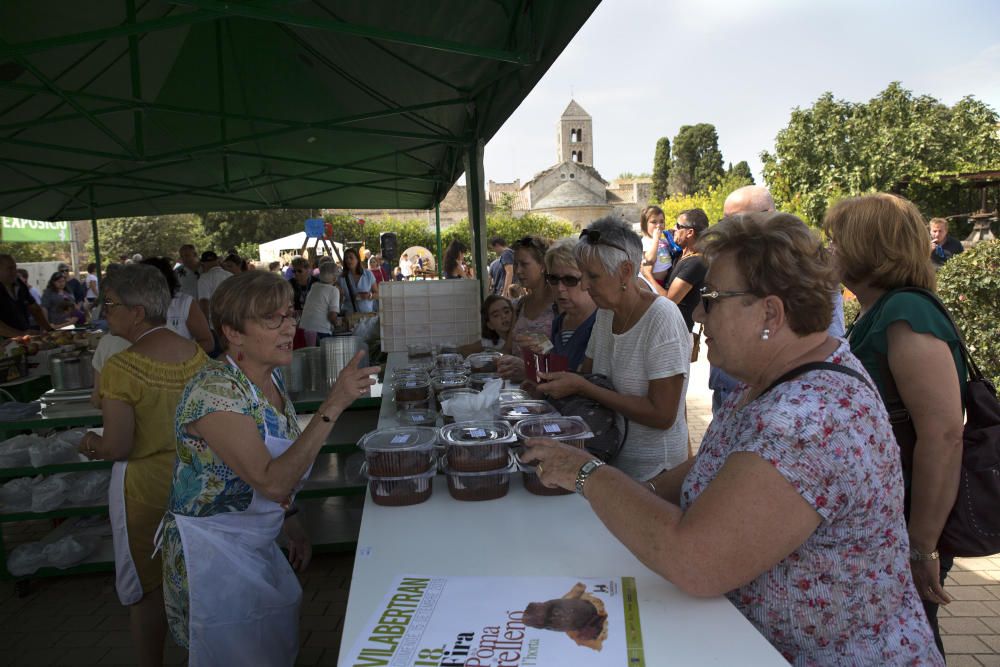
[78,264,208,666]
[160,271,379,666]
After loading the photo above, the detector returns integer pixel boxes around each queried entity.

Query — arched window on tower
[576,128,584,143]
[570,129,578,143]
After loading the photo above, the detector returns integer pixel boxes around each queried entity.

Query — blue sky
[481,0,1000,185]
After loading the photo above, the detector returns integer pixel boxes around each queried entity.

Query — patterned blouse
[161,360,301,648]
[680,341,942,665]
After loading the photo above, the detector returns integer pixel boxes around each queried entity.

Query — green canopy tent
[0,0,600,279]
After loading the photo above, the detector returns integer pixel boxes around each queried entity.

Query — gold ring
[537,463,544,476]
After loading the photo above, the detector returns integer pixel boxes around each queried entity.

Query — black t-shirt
[666,254,707,332]
[289,275,318,311]
[489,248,515,295]
[0,280,36,332]
[930,237,964,267]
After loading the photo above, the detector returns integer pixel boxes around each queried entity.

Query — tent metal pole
[435,204,442,279]
[89,186,102,282]
[464,140,487,302]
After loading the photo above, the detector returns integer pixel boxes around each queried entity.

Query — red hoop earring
[237,349,244,362]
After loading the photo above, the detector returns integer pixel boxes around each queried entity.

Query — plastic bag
[55,429,88,447]
[43,534,101,569]
[7,541,46,576]
[29,436,82,467]
[0,476,36,512]
[0,434,43,468]
[442,378,503,422]
[66,470,111,506]
[31,474,70,512]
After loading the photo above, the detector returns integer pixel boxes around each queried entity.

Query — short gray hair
[574,217,643,277]
[103,264,170,325]
[319,261,341,281]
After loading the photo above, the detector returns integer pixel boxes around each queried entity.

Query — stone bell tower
[557,99,593,166]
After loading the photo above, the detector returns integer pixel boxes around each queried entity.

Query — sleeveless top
[167,293,193,340]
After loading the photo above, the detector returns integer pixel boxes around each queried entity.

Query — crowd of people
[1,189,977,665]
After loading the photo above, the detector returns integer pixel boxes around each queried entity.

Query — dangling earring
[620,283,627,291]
[237,347,245,362]
[761,328,770,341]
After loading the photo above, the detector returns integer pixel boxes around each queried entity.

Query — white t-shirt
[299,282,341,334]
[175,264,199,299]
[641,235,672,274]
[85,273,99,299]
[166,293,193,340]
[91,334,131,372]
[197,266,231,325]
[399,257,412,278]
[586,297,690,480]
[481,337,505,351]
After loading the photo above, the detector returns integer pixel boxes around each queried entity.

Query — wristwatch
[575,459,606,497]
[909,548,940,562]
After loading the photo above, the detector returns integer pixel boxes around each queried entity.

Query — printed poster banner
[345,575,645,667]
[1,217,71,243]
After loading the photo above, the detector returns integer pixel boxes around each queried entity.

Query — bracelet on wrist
[575,459,606,497]
[909,548,940,562]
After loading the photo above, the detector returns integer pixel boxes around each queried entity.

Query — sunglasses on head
[545,273,581,287]
[514,236,545,249]
[578,229,628,255]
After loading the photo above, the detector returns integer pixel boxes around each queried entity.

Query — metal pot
[49,351,95,391]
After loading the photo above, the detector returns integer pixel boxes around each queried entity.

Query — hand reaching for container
[536,371,586,400]
[521,437,593,491]
[325,351,381,413]
[497,354,526,382]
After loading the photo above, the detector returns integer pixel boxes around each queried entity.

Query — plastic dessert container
[439,420,516,472]
[395,407,438,428]
[516,456,573,496]
[365,468,436,507]
[466,352,502,374]
[442,457,512,502]
[498,388,531,403]
[437,387,481,424]
[393,377,431,403]
[495,400,559,426]
[357,427,438,476]
[514,416,594,496]
[407,343,433,360]
[435,353,465,370]
[468,372,502,390]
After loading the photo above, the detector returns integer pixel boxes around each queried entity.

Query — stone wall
[528,161,606,208]
[533,204,614,230]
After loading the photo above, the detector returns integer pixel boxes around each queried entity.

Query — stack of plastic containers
[358,427,438,506]
[439,421,517,501]
[513,416,595,496]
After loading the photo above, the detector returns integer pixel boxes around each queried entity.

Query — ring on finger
[537,463,544,476]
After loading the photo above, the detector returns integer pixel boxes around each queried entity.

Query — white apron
[109,460,143,605]
[164,361,309,667]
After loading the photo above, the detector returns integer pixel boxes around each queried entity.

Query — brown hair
[823,193,935,292]
[211,270,293,348]
[481,294,513,343]
[697,212,836,335]
[640,205,665,237]
[512,235,550,265]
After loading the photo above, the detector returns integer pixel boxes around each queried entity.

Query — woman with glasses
[825,194,965,659]
[534,218,690,480]
[542,237,596,371]
[159,271,379,665]
[521,212,941,665]
[77,264,208,666]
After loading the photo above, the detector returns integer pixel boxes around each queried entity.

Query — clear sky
[481,0,1000,185]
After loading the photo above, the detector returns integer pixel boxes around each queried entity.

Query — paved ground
[2,356,997,665]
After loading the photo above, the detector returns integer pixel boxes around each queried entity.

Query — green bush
[842,294,860,331]
[936,239,1000,388]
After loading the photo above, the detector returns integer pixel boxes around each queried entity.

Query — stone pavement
[2,355,998,665]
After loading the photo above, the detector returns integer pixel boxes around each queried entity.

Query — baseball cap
[200,251,218,262]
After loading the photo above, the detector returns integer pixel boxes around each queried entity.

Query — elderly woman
[142,256,214,354]
[825,193,965,658]
[77,264,208,666]
[299,261,342,345]
[523,212,942,664]
[535,218,690,479]
[160,271,378,666]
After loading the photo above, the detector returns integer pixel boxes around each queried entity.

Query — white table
[338,353,785,666]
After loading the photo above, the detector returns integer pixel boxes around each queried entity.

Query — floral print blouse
[680,341,942,666]
[162,360,300,648]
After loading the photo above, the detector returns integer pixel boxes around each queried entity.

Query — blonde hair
[823,193,935,292]
[211,271,294,348]
[929,217,949,230]
[544,237,579,273]
[698,212,836,335]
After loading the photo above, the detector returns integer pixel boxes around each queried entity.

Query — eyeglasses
[545,273,581,287]
[673,224,695,231]
[699,287,754,314]
[259,311,300,329]
[578,229,629,255]
[102,299,125,310]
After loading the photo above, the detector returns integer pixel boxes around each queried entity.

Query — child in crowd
[459,295,513,356]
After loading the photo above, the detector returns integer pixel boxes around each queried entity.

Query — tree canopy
[761,83,1000,225]
[668,123,725,196]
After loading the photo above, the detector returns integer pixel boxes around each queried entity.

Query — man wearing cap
[0,254,52,336]
[196,251,230,326]
[175,244,200,299]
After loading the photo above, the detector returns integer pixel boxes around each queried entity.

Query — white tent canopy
[258,233,344,265]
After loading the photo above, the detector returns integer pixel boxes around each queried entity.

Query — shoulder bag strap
[761,361,874,398]
[343,272,359,313]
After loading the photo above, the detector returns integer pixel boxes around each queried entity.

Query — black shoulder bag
[871,287,1000,557]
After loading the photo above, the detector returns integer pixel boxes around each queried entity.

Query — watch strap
[575,459,606,497]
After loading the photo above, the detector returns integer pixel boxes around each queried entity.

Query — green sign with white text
[1,217,71,242]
